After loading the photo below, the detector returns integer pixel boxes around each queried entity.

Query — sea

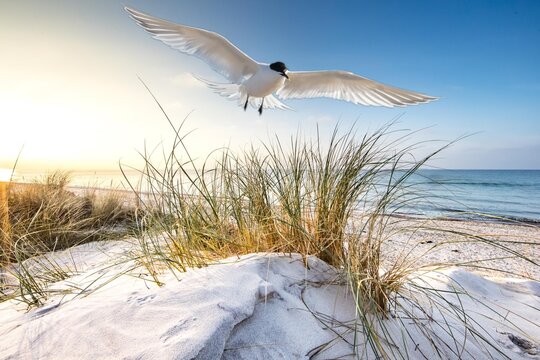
[7,169,540,224]
[401,170,540,223]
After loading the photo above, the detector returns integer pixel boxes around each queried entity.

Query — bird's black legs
[244,96,264,115]
[258,98,264,115]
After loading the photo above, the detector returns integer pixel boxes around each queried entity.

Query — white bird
[125,7,437,115]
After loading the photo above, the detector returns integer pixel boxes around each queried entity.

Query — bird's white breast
[242,65,286,98]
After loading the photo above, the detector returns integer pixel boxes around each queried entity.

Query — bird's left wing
[125,7,259,84]
[277,71,437,107]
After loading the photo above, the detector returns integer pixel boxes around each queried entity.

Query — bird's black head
[270,61,289,79]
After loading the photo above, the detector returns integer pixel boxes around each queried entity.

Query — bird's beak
[281,71,289,80]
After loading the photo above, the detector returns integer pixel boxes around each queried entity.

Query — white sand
[0,221,539,359]
[382,217,540,279]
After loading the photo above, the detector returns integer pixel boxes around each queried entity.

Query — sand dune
[1,220,539,359]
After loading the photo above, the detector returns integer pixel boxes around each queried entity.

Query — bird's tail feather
[192,74,293,111]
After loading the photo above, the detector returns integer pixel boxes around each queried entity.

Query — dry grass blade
[103,87,540,358]
[0,171,138,307]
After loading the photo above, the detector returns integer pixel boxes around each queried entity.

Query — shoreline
[63,182,540,227]
[6,168,540,226]
[72,184,540,280]
[392,210,540,226]
[6,179,540,227]
[73,183,540,226]
[5,180,539,280]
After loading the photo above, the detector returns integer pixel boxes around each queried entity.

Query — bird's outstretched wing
[125,7,259,84]
[277,71,437,107]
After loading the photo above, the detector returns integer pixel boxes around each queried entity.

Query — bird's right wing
[277,71,437,107]
[125,7,259,84]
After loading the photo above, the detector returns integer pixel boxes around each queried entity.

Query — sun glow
[0,168,14,183]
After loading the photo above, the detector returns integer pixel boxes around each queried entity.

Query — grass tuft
[0,171,138,306]
[122,89,538,358]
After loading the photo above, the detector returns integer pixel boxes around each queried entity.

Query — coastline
[8,169,540,223]
[6,181,540,280]
[70,183,540,280]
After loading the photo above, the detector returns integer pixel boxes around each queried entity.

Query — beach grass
[0,181,10,267]
[5,172,138,258]
[0,171,138,306]
[119,91,539,358]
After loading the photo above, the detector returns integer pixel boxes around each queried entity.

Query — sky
[1,0,539,171]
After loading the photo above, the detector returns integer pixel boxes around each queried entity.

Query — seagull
[125,7,437,115]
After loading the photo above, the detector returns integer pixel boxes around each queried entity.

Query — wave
[419,180,540,188]
[404,205,540,224]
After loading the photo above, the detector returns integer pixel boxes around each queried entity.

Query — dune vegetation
[1,101,538,358]
[116,96,538,358]
[0,171,137,305]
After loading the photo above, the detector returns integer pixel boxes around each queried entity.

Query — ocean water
[405,170,540,223]
[8,169,540,223]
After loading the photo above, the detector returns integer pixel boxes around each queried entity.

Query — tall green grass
[124,90,538,358]
[125,95,448,281]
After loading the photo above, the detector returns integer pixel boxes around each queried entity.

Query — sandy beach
[1,215,538,359]
[382,217,540,279]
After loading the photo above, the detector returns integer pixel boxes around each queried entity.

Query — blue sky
[1,0,539,170]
